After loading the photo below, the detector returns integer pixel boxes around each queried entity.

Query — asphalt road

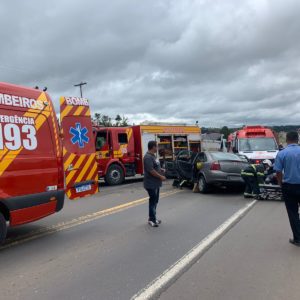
[160,200,300,300]
[1,180,256,300]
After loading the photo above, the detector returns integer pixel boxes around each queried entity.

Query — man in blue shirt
[274,131,300,247]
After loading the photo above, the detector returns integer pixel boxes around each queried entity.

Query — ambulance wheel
[198,176,210,194]
[105,164,125,185]
[0,212,7,244]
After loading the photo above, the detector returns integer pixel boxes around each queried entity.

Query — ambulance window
[96,131,107,150]
[118,133,128,144]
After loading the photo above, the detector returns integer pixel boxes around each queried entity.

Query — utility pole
[74,82,87,97]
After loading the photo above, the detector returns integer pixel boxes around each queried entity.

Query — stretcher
[258,184,282,201]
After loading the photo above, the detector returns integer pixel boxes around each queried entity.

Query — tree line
[91,115,300,136]
[92,113,129,127]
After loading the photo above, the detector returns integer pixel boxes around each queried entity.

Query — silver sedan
[175,151,249,193]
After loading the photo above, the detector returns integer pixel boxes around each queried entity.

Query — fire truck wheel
[105,164,125,185]
[0,212,7,244]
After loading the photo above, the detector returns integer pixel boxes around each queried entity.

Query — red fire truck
[228,125,279,163]
[94,124,201,185]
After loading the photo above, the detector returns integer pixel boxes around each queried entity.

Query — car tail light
[255,159,260,164]
[210,161,221,171]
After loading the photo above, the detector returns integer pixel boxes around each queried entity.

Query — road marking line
[131,200,257,300]
[1,190,180,250]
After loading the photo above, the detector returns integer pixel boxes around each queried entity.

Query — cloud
[1,0,300,127]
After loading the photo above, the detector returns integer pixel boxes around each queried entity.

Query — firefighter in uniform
[241,163,265,198]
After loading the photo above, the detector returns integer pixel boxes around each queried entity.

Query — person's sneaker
[289,238,300,247]
[155,219,162,225]
[148,220,159,227]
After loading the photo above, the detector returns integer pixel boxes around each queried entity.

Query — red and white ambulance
[228,126,279,163]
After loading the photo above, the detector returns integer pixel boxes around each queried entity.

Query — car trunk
[219,160,249,174]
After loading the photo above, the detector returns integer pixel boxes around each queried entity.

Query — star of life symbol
[70,123,89,148]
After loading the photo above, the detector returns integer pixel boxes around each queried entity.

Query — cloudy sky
[1,0,300,126]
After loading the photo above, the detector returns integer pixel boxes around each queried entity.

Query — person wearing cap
[274,131,300,247]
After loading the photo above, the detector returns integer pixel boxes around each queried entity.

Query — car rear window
[210,152,241,161]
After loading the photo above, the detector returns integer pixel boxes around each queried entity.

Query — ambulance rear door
[60,96,98,199]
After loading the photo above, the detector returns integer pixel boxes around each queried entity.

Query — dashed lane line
[1,190,180,250]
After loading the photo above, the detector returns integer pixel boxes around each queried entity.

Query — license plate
[228,176,241,181]
[76,184,92,193]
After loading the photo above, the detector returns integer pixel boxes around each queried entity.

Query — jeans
[282,183,300,241]
[146,188,160,222]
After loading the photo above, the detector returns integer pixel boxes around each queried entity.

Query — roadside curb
[131,200,257,300]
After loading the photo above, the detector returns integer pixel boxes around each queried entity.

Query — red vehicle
[228,125,279,163]
[0,82,64,243]
[94,124,201,185]
[60,96,99,199]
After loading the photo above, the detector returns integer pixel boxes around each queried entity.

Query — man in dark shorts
[274,131,300,247]
[143,141,166,227]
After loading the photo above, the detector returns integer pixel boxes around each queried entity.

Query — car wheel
[0,212,7,244]
[105,164,125,186]
[198,175,210,194]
